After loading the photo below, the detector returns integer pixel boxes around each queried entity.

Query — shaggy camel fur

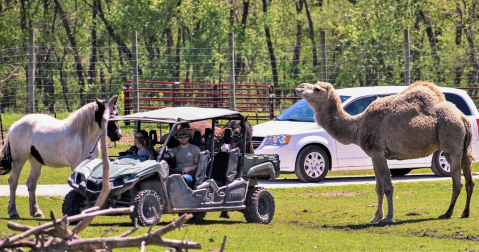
[296,81,475,224]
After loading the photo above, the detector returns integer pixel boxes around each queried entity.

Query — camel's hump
[366,82,446,115]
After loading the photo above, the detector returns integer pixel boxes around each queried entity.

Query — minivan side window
[444,93,472,116]
[344,96,379,116]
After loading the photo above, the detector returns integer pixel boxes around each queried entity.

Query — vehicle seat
[203,128,212,151]
[194,150,211,188]
[190,130,202,148]
[211,147,240,183]
[149,130,158,159]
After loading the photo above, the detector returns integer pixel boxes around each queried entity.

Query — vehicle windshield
[275,96,351,122]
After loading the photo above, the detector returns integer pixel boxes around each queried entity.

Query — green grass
[2,181,479,251]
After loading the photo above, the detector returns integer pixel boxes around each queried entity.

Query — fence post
[404,29,411,86]
[28,29,35,113]
[132,31,139,114]
[228,32,236,111]
[321,30,327,82]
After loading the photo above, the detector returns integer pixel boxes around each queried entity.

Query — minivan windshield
[275,96,351,122]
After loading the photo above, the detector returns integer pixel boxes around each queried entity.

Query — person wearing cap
[165,127,201,187]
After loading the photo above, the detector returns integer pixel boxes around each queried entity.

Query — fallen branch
[0,211,201,251]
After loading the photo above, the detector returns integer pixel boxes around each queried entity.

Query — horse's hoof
[10,214,20,219]
[438,214,451,219]
[460,213,470,218]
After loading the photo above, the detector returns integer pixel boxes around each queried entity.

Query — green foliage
[1,0,479,114]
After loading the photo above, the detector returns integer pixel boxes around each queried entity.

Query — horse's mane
[65,102,100,141]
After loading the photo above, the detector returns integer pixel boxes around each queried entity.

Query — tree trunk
[417,8,442,83]
[94,0,133,63]
[88,0,99,102]
[56,49,71,112]
[454,2,465,86]
[261,0,279,105]
[53,0,86,105]
[303,0,318,66]
[292,0,303,76]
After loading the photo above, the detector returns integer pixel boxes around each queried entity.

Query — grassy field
[2,125,479,250]
[2,180,479,251]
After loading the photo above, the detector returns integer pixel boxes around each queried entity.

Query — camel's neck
[315,95,360,145]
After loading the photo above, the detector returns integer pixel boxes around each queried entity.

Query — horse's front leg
[26,159,44,218]
[370,156,394,224]
[8,159,27,219]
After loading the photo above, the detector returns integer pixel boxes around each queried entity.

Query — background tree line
[0,0,479,114]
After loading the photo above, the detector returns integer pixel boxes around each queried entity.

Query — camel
[295,81,475,224]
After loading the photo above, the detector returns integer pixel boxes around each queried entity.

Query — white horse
[1,95,122,219]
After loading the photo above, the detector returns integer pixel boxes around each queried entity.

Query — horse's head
[95,95,123,142]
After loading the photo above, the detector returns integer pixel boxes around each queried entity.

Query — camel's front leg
[370,182,384,223]
[439,157,462,219]
[26,160,44,218]
[371,156,394,224]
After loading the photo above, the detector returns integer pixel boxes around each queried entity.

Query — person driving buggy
[163,127,201,187]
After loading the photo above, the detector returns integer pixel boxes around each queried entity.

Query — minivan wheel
[130,189,163,226]
[431,150,451,177]
[295,145,330,183]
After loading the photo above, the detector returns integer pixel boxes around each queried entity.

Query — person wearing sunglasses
[164,127,201,187]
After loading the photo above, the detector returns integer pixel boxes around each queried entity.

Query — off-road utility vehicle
[62,107,280,226]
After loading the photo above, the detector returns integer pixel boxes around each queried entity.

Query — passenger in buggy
[164,127,201,187]
[120,130,155,160]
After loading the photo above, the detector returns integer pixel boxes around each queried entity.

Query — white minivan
[253,86,479,182]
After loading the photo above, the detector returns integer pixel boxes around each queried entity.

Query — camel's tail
[463,117,474,161]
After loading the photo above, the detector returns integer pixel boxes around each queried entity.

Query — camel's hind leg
[8,157,28,219]
[460,151,474,218]
[26,158,44,218]
[370,156,394,224]
[438,152,463,219]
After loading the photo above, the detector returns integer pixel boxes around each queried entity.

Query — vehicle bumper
[254,145,296,173]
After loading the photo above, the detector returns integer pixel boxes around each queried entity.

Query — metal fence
[1,29,479,128]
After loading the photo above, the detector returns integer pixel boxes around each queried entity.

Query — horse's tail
[0,141,12,175]
[463,117,474,161]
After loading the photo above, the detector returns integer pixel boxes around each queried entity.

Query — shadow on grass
[324,217,441,230]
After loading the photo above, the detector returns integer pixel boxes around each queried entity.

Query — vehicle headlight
[122,175,130,183]
[264,135,291,146]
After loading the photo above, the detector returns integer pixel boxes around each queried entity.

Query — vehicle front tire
[431,150,451,177]
[244,187,275,224]
[131,189,163,226]
[390,168,412,176]
[62,190,88,225]
[295,145,330,183]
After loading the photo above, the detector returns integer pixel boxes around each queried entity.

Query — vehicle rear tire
[130,189,163,226]
[62,190,88,225]
[390,168,412,176]
[431,150,451,177]
[244,187,275,224]
[295,145,330,183]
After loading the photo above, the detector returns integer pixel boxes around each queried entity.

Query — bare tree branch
[0,67,20,84]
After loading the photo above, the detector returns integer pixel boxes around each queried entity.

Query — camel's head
[295,82,332,104]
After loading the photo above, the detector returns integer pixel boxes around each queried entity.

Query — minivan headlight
[264,135,291,146]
